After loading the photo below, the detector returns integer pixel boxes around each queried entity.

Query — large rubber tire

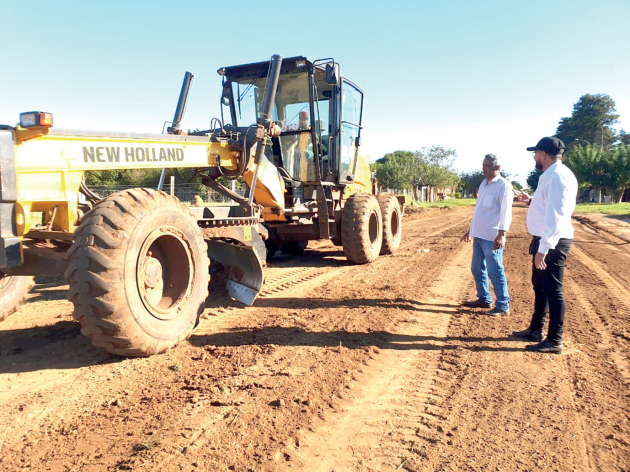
[341,193,383,264]
[65,189,210,357]
[0,275,35,322]
[377,194,402,255]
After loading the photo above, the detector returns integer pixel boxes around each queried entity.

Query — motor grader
[0,55,402,356]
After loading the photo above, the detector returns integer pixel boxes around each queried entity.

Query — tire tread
[66,188,209,357]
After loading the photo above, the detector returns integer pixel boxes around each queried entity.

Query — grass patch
[409,198,477,209]
[573,202,630,215]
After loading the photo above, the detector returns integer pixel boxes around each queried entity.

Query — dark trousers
[528,237,573,344]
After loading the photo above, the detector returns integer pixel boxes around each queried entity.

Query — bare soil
[1,204,629,472]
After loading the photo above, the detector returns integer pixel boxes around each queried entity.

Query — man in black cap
[513,137,578,353]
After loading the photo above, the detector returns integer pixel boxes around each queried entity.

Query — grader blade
[207,240,264,306]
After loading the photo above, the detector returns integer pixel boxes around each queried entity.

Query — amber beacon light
[19,111,53,128]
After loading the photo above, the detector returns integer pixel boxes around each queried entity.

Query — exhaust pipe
[159,71,195,190]
[168,71,195,135]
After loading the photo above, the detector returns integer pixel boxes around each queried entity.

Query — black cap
[526,137,565,155]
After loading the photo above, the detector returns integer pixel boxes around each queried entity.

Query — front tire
[341,193,383,264]
[0,275,35,322]
[65,189,210,356]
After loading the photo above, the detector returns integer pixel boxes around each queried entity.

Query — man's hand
[493,232,506,250]
[461,231,471,243]
[516,191,531,204]
[534,252,547,270]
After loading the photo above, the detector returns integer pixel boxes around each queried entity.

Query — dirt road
[1,204,629,472]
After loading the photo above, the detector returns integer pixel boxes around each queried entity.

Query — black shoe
[525,340,563,354]
[483,307,510,316]
[463,299,492,309]
[512,328,543,342]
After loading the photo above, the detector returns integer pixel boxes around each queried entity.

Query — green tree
[374,147,460,200]
[420,146,460,190]
[85,169,164,187]
[374,151,416,192]
[618,130,630,145]
[511,181,523,191]
[608,144,630,202]
[526,169,543,191]
[555,93,619,148]
[84,170,132,187]
[564,144,614,202]
[458,171,485,196]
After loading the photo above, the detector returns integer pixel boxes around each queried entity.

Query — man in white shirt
[514,137,578,354]
[461,154,513,316]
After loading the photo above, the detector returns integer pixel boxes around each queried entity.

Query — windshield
[226,65,333,183]
[230,70,311,130]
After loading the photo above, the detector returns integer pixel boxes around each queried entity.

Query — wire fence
[88,182,247,206]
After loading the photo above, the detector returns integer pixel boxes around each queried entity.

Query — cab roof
[217,56,328,80]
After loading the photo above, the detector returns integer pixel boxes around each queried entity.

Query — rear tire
[377,194,402,255]
[0,275,35,322]
[341,193,383,264]
[65,188,210,357]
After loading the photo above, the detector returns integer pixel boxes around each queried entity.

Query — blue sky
[1,0,628,186]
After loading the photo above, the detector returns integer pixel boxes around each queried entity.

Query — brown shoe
[463,299,492,309]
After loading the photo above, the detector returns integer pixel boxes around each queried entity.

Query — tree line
[527,93,629,202]
[372,146,460,200]
[458,170,522,197]
[564,144,630,203]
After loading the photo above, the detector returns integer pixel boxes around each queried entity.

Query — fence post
[170,175,175,196]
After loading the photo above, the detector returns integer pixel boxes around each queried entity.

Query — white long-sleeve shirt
[469,175,513,242]
[527,161,578,254]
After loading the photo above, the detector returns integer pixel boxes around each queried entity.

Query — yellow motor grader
[0,55,402,356]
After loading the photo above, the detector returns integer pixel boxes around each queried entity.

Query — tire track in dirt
[572,218,630,287]
[129,212,473,472]
[0,261,357,463]
[562,283,623,472]
[402,209,470,238]
[197,209,470,336]
[561,245,630,472]
[0,211,440,454]
[294,234,472,471]
[196,264,357,336]
[571,242,630,320]
[404,207,596,472]
[571,250,630,302]
[0,208,474,471]
[567,245,630,386]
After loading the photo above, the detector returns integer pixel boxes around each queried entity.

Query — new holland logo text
[83,146,184,163]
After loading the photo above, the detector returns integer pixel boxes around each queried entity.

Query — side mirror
[325,63,339,86]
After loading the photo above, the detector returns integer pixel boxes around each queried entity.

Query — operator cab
[218,56,364,193]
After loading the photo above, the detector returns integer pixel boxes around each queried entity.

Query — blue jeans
[471,237,510,311]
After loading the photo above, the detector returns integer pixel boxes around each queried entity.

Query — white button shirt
[469,175,513,242]
[527,161,578,254]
